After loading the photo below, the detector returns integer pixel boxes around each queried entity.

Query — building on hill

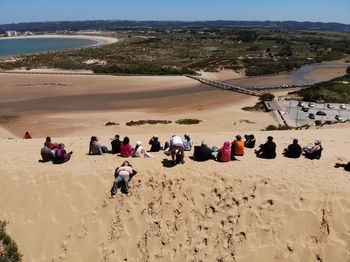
[5,31,17,37]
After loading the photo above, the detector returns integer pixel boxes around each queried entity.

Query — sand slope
[0,125,350,262]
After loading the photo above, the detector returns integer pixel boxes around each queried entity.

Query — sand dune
[0,125,350,262]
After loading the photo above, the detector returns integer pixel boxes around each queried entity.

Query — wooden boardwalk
[185,75,260,97]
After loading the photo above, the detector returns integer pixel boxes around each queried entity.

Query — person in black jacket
[149,135,161,152]
[283,138,302,158]
[111,135,121,154]
[193,141,214,162]
[255,136,276,159]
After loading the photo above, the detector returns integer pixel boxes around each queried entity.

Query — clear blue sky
[0,0,349,24]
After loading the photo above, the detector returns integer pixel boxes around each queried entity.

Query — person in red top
[120,136,134,157]
[232,135,245,157]
[23,131,32,139]
[217,141,231,162]
[44,136,58,150]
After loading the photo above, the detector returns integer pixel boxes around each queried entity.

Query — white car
[327,103,334,109]
[335,115,343,121]
[308,102,315,107]
[340,104,347,109]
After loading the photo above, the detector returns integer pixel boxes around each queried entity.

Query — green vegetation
[297,67,350,103]
[0,221,22,262]
[262,124,291,131]
[259,93,275,102]
[126,120,172,126]
[242,102,266,112]
[1,29,350,76]
[175,119,202,125]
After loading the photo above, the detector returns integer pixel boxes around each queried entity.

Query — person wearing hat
[193,140,215,162]
[303,139,322,159]
[183,133,193,151]
[133,141,145,157]
[217,141,231,162]
[255,136,276,159]
[149,135,161,152]
[231,135,245,157]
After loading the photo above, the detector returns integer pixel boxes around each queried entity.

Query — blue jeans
[111,175,130,195]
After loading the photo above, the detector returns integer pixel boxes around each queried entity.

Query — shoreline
[0,34,118,60]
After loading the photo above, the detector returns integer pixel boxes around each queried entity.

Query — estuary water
[0,37,99,58]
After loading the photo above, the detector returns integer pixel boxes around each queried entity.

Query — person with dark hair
[23,131,32,139]
[303,140,323,160]
[44,136,58,150]
[283,138,302,158]
[111,135,121,154]
[111,160,135,197]
[183,133,193,151]
[89,136,103,155]
[255,136,276,159]
[193,140,214,162]
[244,134,256,148]
[120,136,133,157]
[149,135,161,152]
[232,135,244,157]
[53,143,72,164]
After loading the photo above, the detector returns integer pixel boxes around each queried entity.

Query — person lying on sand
[255,136,276,159]
[283,138,302,158]
[193,140,215,162]
[111,160,135,197]
[53,143,73,164]
[40,145,55,162]
[303,140,322,160]
[23,131,32,139]
[120,136,134,157]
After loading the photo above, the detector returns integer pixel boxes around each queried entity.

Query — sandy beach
[0,68,349,262]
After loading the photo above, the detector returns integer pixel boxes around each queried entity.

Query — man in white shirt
[170,135,185,164]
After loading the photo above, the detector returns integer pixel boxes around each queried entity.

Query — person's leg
[111,176,123,196]
[122,175,130,194]
[179,146,185,163]
[170,146,176,162]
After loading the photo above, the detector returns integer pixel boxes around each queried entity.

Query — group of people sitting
[40,137,73,164]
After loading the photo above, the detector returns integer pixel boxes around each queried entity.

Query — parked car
[327,103,334,109]
[340,104,347,109]
[302,107,309,112]
[335,115,343,121]
[309,113,315,119]
[308,102,315,107]
[316,111,327,116]
[298,101,304,107]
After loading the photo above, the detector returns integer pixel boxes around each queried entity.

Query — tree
[259,93,275,102]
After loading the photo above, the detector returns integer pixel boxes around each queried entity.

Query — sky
[0,0,349,25]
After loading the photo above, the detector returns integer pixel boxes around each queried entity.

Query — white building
[5,31,18,37]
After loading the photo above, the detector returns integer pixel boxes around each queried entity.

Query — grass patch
[126,120,172,126]
[262,124,291,131]
[105,122,120,126]
[239,119,257,124]
[0,221,22,262]
[175,119,202,125]
[242,102,266,112]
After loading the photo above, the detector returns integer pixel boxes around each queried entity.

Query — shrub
[259,93,275,102]
[175,119,202,125]
[0,221,22,262]
[126,120,172,126]
[262,124,291,131]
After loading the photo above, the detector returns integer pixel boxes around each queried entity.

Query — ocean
[0,37,99,58]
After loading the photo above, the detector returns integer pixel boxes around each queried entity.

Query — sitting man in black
[255,136,276,159]
[149,135,161,152]
[283,138,302,158]
[244,134,256,148]
[111,134,121,154]
[193,141,214,162]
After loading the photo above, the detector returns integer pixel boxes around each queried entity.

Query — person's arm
[88,143,92,154]
[114,167,120,177]
[310,145,320,153]
[98,143,103,154]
